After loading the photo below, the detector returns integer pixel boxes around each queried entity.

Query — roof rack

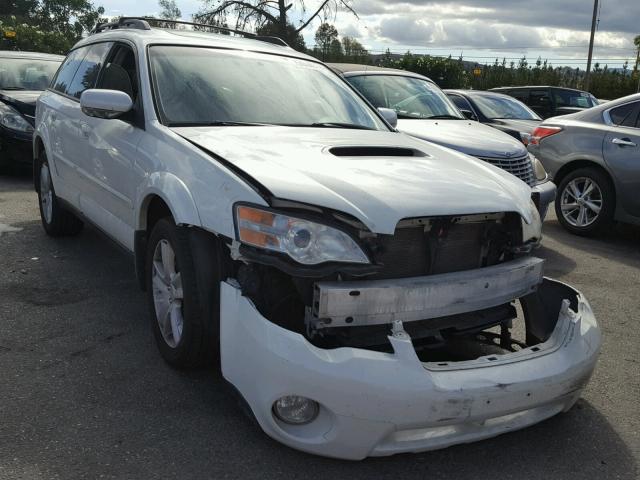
[90,17,289,47]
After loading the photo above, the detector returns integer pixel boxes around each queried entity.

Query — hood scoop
[329,146,425,157]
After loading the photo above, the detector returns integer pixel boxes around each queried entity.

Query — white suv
[34,18,600,460]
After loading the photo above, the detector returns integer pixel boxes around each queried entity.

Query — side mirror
[377,107,398,128]
[80,89,133,119]
[460,109,477,121]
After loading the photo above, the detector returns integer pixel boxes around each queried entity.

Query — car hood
[0,90,41,119]
[396,119,528,158]
[489,118,541,134]
[173,126,535,234]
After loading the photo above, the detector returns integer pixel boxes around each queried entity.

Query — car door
[77,43,144,250]
[602,100,640,217]
[45,46,90,206]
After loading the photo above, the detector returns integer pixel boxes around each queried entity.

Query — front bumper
[531,180,556,221]
[220,277,600,460]
[0,128,33,166]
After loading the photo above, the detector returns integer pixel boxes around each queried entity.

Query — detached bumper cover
[220,278,600,460]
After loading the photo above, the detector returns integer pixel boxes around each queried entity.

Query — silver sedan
[528,93,640,236]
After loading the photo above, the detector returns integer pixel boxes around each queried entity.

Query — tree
[195,0,357,43]
[255,21,305,51]
[314,22,337,60]
[341,36,368,62]
[159,0,181,20]
[0,0,104,53]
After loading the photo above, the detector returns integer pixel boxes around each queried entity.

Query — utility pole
[584,0,599,91]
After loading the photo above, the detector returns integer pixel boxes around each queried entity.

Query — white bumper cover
[220,279,600,460]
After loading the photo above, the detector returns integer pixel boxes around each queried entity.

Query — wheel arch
[553,159,616,201]
[134,173,202,290]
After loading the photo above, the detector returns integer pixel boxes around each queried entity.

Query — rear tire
[146,218,224,368]
[36,154,84,237]
[554,167,614,237]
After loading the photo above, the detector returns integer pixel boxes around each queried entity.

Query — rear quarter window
[608,102,640,128]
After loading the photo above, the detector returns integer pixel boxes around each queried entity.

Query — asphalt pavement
[0,171,638,479]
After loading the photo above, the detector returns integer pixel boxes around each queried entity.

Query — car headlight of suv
[530,153,548,184]
[0,102,33,133]
[235,205,370,265]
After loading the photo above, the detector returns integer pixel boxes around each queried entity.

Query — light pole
[584,0,599,91]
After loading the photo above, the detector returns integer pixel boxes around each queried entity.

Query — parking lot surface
[0,172,638,479]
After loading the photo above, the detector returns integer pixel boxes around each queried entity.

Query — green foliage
[314,23,338,60]
[256,21,306,52]
[0,0,104,54]
[159,0,181,20]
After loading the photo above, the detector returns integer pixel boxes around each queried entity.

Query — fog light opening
[272,395,319,425]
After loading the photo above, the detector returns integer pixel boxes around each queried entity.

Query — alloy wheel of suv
[146,218,224,367]
[36,155,84,237]
[555,167,614,236]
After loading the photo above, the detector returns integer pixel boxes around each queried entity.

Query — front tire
[554,167,614,237]
[36,155,84,237]
[146,218,224,368]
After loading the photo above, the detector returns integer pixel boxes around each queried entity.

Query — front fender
[136,172,201,229]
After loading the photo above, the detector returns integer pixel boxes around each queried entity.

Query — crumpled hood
[173,126,534,234]
[397,119,528,158]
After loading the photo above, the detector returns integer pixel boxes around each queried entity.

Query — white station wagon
[34,18,600,460]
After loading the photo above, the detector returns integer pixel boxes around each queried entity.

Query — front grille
[477,154,535,186]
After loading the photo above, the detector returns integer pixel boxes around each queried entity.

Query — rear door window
[52,47,89,95]
[66,42,113,99]
[508,89,529,103]
[529,90,550,108]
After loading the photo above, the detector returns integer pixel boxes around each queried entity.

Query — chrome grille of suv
[477,154,535,186]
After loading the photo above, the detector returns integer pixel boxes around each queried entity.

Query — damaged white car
[33,18,601,460]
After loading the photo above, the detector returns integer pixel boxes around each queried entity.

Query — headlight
[0,102,33,133]
[235,205,370,265]
[530,154,548,184]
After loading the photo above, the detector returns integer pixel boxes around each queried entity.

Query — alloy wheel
[560,177,603,228]
[39,163,53,224]
[152,239,184,348]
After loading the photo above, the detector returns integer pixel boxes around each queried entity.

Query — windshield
[553,89,597,109]
[149,46,388,130]
[0,57,61,90]
[347,74,463,120]
[472,94,541,120]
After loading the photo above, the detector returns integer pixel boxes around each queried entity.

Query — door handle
[612,137,637,147]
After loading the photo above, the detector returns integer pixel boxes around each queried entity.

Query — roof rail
[90,16,290,47]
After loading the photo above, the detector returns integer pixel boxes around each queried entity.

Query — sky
[101,0,640,69]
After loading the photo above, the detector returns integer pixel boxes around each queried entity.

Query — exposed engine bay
[231,211,553,363]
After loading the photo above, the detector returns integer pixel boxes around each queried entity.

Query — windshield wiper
[0,86,27,91]
[305,122,375,130]
[425,115,464,120]
[168,121,272,127]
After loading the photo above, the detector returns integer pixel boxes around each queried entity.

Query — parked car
[34,18,600,460]
[528,93,640,236]
[0,51,64,169]
[330,64,556,219]
[445,89,541,145]
[490,86,598,119]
